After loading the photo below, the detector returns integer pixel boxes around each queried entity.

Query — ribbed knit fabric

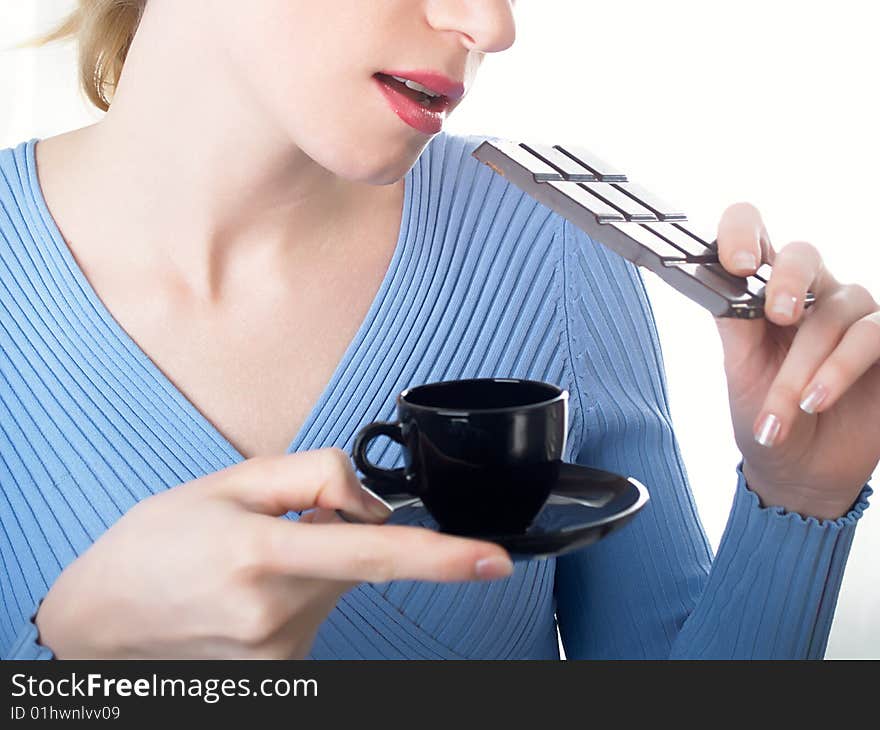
[0,131,871,660]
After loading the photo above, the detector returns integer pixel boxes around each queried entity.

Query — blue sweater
[0,132,871,660]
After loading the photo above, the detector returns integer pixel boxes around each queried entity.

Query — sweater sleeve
[3,598,55,659]
[553,218,872,659]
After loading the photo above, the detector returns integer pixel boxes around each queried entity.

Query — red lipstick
[373,70,465,135]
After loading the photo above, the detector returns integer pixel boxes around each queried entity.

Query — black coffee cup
[352,378,569,535]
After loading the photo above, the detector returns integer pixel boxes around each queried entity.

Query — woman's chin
[324,139,426,186]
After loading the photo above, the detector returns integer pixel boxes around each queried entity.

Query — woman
[0,0,875,660]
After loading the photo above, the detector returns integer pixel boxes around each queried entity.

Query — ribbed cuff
[670,460,871,659]
[5,599,56,660]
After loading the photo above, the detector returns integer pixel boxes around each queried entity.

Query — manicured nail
[361,486,393,519]
[755,413,781,447]
[800,383,828,414]
[368,500,393,519]
[770,292,797,319]
[475,555,514,580]
[732,251,758,271]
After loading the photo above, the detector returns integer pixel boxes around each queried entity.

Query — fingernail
[368,500,393,519]
[754,413,781,448]
[732,251,758,271]
[770,292,797,319]
[475,555,514,580]
[800,383,828,414]
[360,486,393,519]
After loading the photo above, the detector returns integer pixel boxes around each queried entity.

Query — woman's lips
[372,73,453,135]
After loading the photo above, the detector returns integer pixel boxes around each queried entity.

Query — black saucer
[356,462,650,560]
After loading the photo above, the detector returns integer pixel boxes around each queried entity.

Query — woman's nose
[426,0,517,54]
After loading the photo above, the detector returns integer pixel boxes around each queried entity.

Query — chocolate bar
[472,139,816,319]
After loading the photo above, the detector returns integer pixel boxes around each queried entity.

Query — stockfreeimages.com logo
[11,673,318,704]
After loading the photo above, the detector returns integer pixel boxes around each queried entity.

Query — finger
[297,510,317,525]
[798,309,880,415]
[761,241,839,327]
[752,289,878,447]
[201,448,392,522]
[256,519,515,584]
[716,202,775,275]
[302,507,344,525]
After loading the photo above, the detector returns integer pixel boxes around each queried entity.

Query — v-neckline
[24,136,422,465]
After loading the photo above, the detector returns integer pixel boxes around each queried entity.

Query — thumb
[713,314,767,372]
[196,448,391,522]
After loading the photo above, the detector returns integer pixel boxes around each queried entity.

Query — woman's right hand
[34,448,514,659]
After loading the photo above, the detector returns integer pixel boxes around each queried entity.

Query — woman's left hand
[712,202,880,520]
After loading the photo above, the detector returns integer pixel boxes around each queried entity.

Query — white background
[1,1,877,657]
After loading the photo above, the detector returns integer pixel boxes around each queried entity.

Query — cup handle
[351,421,414,498]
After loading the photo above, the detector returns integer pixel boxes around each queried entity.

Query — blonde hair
[19,1,146,112]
